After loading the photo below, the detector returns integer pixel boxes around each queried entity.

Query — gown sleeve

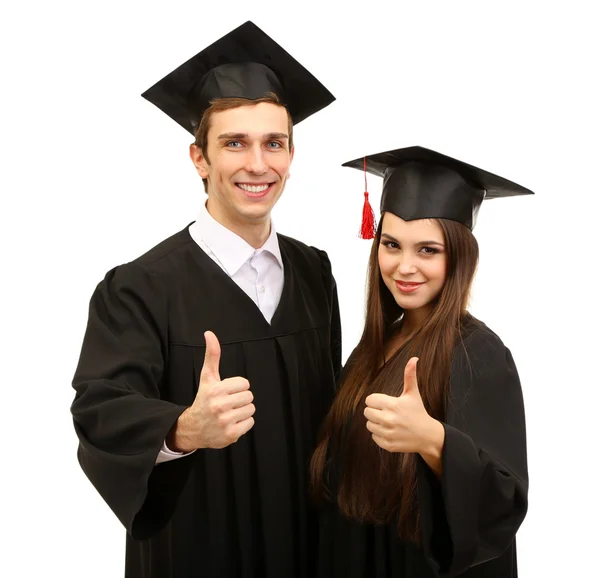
[316,248,343,379]
[70,262,191,540]
[417,328,528,575]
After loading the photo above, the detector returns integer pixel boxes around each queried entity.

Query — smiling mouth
[236,183,273,193]
[395,280,425,293]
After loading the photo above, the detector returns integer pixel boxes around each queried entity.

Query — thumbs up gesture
[169,331,255,451]
[364,357,437,454]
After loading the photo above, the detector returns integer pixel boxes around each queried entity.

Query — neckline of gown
[180,223,304,337]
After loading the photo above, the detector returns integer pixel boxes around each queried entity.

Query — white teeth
[238,184,269,193]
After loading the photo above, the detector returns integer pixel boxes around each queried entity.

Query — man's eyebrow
[216,132,289,140]
[264,132,289,140]
[217,132,248,140]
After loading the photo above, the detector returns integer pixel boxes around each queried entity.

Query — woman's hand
[364,358,445,474]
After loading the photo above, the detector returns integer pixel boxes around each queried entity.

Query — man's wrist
[167,409,197,453]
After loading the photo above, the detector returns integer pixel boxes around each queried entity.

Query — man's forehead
[208,102,289,133]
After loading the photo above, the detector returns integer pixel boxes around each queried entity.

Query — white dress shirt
[156,202,285,464]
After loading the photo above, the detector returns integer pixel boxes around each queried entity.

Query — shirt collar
[190,202,283,276]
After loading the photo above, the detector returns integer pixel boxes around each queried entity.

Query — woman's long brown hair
[310,216,479,541]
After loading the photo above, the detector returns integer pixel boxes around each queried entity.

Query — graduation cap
[343,146,534,237]
[141,21,335,135]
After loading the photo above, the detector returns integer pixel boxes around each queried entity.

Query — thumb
[200,330,221,384]
[401,357,420,396]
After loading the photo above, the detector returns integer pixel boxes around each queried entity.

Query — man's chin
[238,205,273,223]
[238,190,282,213]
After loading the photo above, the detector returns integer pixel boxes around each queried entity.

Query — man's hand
[168,331,255,452]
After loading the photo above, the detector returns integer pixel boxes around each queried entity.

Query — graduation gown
[71,225,342,578]
[318,319,528,577]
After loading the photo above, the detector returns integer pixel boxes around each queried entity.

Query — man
[71,21,341,578]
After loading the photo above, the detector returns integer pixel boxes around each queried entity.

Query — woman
[311,146,532,577]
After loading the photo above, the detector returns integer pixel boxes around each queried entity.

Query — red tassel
[360,191,376,239]
[359,156,376,239]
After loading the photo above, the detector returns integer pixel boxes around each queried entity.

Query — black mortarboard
[141,21,335,135]
[343,146,534,235]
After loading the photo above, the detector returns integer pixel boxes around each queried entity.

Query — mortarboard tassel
[360,156,377,239]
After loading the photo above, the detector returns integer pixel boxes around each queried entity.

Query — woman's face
[377,212,448,314]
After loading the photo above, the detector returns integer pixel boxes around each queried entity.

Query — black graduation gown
[318,319,528,577]
[71,225,342,578]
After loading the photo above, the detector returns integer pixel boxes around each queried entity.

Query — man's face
[191,102,294,229]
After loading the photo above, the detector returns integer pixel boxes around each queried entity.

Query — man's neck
[206,201,271,249]
[235,222,271,249]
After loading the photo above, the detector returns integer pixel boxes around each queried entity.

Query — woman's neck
[400,306,432,336]
[384,307,431,362]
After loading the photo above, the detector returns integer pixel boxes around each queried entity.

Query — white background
[2,1,599,576]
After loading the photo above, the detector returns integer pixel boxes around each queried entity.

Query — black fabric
[142,21,335,134]
[343,146,534,229]
[71,225,342,578]
[317,319,528,577]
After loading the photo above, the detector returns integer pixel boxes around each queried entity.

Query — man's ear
[189,144,209,178]
[287,145,295,179]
